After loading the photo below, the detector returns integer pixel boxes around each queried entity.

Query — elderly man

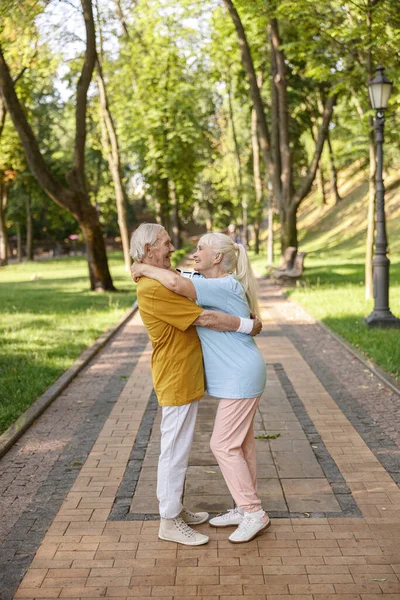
[130,223,261,546]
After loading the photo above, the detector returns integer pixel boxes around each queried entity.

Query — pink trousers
[210,396,262,512]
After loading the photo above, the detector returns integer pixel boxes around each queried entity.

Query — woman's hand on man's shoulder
[250,316,262,336]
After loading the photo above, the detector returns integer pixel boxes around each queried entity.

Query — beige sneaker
[180,506,209,525]
[159,516,209,546]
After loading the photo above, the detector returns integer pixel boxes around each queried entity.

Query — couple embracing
[130,224,269,546]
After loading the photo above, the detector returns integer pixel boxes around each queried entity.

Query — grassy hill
[251,161,400,381]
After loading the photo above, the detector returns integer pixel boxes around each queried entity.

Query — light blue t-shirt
[191,275,266,399]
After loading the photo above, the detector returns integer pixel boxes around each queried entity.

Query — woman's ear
[214,252,223,265]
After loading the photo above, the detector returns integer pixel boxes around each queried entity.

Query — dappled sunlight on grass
[297,163,400,259]
[284,257,399,380]
[0,252,136,433]
[249,161,400,381]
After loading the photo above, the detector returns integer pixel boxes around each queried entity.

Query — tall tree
[223,0,336,251]
[0,180,9,265]
[96,58,131,270]
[0,0,115,290]
[95,1,131,270]
[251,105,263,254]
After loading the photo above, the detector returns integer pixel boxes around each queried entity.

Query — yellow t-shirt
[137,277,205,406]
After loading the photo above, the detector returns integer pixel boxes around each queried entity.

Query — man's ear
[144,243,152,258]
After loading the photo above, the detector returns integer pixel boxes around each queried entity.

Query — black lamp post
[365,66,400,328]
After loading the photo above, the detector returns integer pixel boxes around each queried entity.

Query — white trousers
[157,400,199,519]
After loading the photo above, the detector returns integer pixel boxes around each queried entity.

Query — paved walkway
[1,281,400,600]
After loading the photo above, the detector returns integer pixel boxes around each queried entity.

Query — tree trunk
[168,180,179,249]
[206,201,213,233]
[267,201,274,265]
[311,121,327,205]
[270,18,292,207]
[160,178,170,232]
[270,27,282,203]
[222,0,276,196]
[327,130,341,204]
[96,59,131,271]
[0,181,8,265]
[316,166,327,205]
[16,221,22,262]
[242,197,249,247]
[78,202,115,291]
[0,0,115,291]
[271,16,335,252]
[280,205,298,252]
[292,95,336,208]
[227,79,248,246]
[113,0,130,38]
[253,222,260,255]
[251,106,263,254]
[26,193,34,260]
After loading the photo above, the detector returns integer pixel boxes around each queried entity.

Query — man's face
[145,230,175,269]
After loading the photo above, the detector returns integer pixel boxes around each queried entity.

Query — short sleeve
[152,283,204,331]
[192,277,229,312]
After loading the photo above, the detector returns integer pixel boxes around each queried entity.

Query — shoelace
[173,516,196,538]
[219,507,242,521]
[235,515,257,533]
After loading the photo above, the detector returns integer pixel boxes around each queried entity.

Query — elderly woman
[132,232,269,543]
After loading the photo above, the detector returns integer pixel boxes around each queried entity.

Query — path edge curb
[0,300,138,460]
[317,318,400,397]
[284,292,400,398]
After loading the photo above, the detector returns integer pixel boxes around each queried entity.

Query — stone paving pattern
[1,281,400,600]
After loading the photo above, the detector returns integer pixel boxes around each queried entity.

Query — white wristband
[237,317,254,334]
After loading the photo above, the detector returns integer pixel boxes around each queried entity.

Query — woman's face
[192,242,219,273]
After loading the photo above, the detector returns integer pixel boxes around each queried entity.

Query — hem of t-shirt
[157,392,204,406]
[206,388,265,400]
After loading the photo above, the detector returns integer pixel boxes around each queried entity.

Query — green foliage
[104,0,216,231]
[2,0,400,247]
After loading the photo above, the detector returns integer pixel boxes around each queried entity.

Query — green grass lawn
[251,250,400,382]
[249,162,400,383]
[0,252,138,434]
[289,256,399,381]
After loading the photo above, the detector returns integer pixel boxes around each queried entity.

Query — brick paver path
[2,281,400,600]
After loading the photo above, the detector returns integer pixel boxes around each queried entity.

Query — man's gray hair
[129,223,165,262]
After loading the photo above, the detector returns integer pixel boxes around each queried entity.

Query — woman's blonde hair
[199,232,260,318]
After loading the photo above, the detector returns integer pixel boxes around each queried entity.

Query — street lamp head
[368,65,393,110]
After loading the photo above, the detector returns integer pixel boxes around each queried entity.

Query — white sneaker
[159,516,209,546]
[180,506,209,525]
[228,512,270,543]
[209,507,244,527]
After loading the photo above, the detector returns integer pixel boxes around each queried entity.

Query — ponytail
[235,244,261,319]
[199,232,261,319]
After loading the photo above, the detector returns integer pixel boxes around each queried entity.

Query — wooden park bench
[273,251,307,282]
